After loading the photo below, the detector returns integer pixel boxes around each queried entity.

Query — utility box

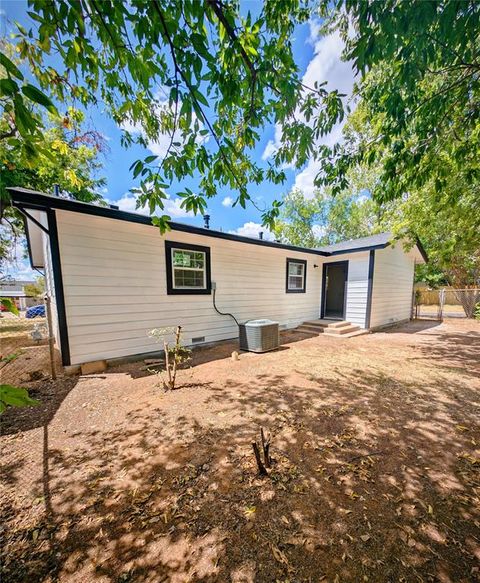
[238,319,280,353]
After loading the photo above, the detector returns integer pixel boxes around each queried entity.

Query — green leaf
[132,160,144,179]
[0,385,39,413]
[0,77,18,96]
[0,52,24,80]
[21,84,57,113]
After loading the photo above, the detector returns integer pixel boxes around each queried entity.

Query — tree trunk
[252,442,268,475]
[163,339,172,389]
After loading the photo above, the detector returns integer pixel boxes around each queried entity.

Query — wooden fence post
[438,288,446,320]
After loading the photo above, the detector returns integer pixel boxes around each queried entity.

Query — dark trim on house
[320,260,349,320]
[8,187,430,265]
[46,209,71,366]
[8,187,329,257]
[415,237,429,263]
[285,258,307,293]
[165,240,212,295]
[364,250,376,329]
[328,242,390,256]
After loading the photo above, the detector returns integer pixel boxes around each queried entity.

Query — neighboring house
[9,187,427,367]
[0,278,37,310]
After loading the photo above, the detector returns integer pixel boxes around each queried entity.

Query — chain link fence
[0,296,59,385]
[414,288,480,320]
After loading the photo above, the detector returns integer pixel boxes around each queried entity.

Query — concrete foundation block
[81,360,107,375]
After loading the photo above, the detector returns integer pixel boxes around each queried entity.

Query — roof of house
[7,187,428,265]
[316,232,393,254]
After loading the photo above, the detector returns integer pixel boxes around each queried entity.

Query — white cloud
[1,259,37,281]
[262,125,283,161]
[228,222,275,241]
[293,160,323,199]
[262,21,356,196]
[222,196,234,207]
[111,191,194,219]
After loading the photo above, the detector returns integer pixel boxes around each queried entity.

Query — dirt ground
[0,315,61,384]
[1,318,479,583]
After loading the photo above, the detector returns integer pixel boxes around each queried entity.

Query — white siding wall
[55,209,323,365]
[370,243,415,329]
[321,252,370,328]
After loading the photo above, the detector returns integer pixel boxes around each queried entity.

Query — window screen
[172,249,206,289]
[286,259,306,292]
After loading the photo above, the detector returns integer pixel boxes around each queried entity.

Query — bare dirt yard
[1,318,479,583]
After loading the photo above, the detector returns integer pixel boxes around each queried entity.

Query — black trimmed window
[165,241,211,295]
[286,258,307,293]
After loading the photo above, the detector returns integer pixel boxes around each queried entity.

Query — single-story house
[9,187,427,366]
[0,278,37,310]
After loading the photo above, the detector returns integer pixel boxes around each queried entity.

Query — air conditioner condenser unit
[238,319,280,353]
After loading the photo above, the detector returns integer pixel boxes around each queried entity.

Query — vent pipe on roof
[53,184,60,197]
[259,231,263,240]
[203,214,210,229]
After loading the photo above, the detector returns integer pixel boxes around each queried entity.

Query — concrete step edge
[296,326,322,334]
[327,320,352,329]
[324,325,361,335]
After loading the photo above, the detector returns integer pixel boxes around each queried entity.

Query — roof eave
[7,187,330,257]
[325,242,391,256]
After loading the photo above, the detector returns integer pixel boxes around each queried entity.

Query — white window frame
[286,259,307,293]
[171,248,207,290]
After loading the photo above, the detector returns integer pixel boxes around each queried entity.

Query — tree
[0,106,106,204]
[273,189,326,248]
[339,92,480,291]
[23,276,45,299]
[381,172,480,290]
[317,0,480,201]
[274,166,380,248]
[0,45,107,265]
[0,40,58,154]
[9,0,345,229]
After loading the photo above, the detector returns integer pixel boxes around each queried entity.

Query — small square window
[165,242,211,295]
[286,259,307,293]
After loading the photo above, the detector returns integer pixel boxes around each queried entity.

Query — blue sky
[1,1,355,279]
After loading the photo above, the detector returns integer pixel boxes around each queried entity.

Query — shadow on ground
[1,320,479,583]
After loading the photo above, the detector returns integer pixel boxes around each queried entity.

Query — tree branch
[207,0,256,76]
[152,0,250,198]
[0,126,17,141]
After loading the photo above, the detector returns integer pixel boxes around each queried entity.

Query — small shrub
[149,326,191,390]
[0,299,38,414]
[0,384,39,414]
[475,303,480,321]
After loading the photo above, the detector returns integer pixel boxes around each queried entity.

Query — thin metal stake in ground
[44,295,56,380]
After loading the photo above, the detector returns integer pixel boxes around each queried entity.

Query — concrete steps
[295,319,370,339]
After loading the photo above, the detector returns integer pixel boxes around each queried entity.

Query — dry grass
[1,319,479,583]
